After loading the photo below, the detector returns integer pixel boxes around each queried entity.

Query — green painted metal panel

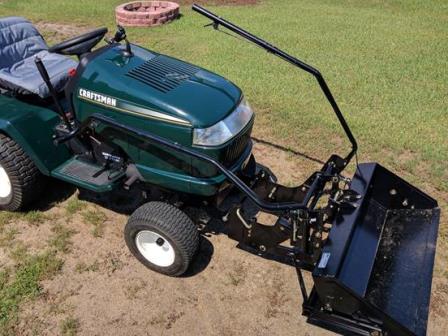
[74,44,242,129]
[70,44,250,196]
[0,95,71,174]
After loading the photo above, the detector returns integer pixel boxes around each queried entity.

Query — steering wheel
[48,28,108,57]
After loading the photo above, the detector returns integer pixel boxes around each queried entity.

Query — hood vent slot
[126,55,199,93]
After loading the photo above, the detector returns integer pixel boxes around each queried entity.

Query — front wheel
[124,201,199,276]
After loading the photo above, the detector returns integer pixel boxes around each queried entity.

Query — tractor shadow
[181,213,231,277]
[77,187,146,215]
[182,236,214,278]
[252,137,325,165]
[27,178,76,211]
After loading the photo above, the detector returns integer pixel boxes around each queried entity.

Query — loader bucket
[307,163,440,336]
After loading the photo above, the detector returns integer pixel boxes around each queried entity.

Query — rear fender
[0,96,71,175]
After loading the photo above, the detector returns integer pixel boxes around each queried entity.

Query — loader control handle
[192,4,358,169]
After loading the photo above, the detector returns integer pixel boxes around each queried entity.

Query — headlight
[193,99,254,146]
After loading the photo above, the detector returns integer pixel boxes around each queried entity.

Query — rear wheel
[124,201,199,276]
[0,134,44,211]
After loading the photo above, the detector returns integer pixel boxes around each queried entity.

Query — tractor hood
[73,44,242,128]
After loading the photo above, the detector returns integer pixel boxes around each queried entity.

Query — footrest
[51,158,125,192]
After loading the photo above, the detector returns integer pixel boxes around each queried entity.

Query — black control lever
[106,25,132,57]
[114,25,127,42]
[34,57,72,131]
[105,25,125,44]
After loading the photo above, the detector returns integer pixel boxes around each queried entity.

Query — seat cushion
[0,49,78,98]
[0,17,78,98]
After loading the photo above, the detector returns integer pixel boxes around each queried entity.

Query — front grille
[126,55,199,93]
[222,123,253,167]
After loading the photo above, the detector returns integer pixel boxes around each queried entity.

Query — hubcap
[135,230,175,267]
[0,165,11,198]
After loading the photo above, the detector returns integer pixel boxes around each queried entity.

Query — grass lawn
[0,0,447,334]
[0,0,446,192]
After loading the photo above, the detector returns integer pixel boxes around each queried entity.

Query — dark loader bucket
[305,163,440,336]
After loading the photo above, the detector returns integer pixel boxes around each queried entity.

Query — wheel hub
[156,237,165,246]
[0,165,12,198]
[135,230,175,267]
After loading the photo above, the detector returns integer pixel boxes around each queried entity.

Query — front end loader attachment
[306,163,440,336]
[191,5,441,334]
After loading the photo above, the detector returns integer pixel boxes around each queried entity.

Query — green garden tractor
[0,5,440,336]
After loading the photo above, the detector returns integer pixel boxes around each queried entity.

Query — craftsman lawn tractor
[0,4,440,336]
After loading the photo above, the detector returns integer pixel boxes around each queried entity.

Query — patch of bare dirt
[35,22,92,43]
[429,278,448,334]
[3,142,447,336]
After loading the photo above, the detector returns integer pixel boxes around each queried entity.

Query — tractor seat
[0,17,78,99]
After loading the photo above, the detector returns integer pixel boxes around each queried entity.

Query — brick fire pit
[116,1,180,27]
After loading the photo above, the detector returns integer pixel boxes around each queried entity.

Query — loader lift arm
[192,4,358,169]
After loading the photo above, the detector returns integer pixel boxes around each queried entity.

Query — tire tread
[0,134,44,211]
[126,201,199,276]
